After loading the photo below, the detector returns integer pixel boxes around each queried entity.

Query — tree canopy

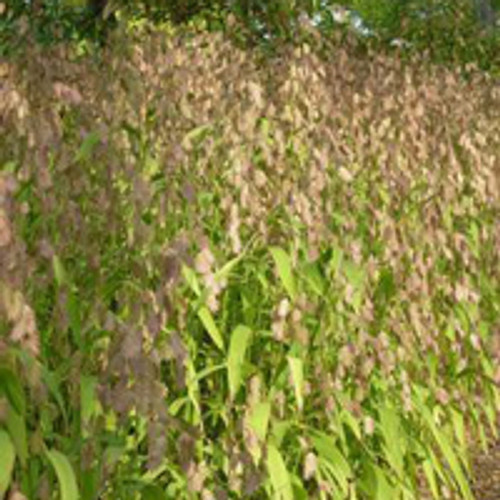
[2,0,499,70]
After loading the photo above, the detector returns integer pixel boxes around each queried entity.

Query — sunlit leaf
[378,403,405,478]
[269,247,296,300]
[80,375,99,428]
[316,460,345,499]
[450,408,468,469]
[182,264,201,297]
[340,408,361,441]
[5,405,28,467]
[290,474,308,500]
[413,386,474,500]
[272,420,292,448]
[360,461,396,500]
[301,261,325,295]
[328,244,344,278]
[197,307,224,351]
[228,325,252,400]
[310,431,351,493]
[52,255,68,287]
[267,444,293,500]
[46,449,80,500]
[0,429,16,497]
[215,253,245,282]
[422,456,440,500]
[249,401,271,442]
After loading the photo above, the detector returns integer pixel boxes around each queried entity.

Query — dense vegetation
[0,2,499,500]
[3,0,500,69]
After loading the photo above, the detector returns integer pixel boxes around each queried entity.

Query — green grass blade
[269,246,296,300]
[0,429,16,497]
[317,460,344,499]
[228,325,252,400]
[75,130,100,162]
[310,431,351,494]
[0,367,26,416]
[378,404,405,478]
[248,401,271,442]
[198,306,224,351]
[182,264,201,297]
[267,444,294,500]
[80,375,99,429]
[422,457,440,500]
[5,405,28,467]
[52,255,68,287]
[360,461,397,500]
[46,449,80,500]
[413,387,474,500]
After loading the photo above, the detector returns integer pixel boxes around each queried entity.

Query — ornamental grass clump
[0,21,499,499]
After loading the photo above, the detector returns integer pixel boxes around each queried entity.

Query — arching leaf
[0,429,16,497]
[46,449,80,500]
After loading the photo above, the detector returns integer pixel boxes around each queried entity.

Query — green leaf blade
[198,306,224,351]
[46,449,80,500]
[228,325,252,400]
[269,247,296,300]
[267,444,294,500]
[0,429,16,497]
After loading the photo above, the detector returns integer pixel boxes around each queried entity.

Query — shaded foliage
[2,0,499,71]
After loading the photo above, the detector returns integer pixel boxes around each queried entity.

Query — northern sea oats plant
[0,20,499,500]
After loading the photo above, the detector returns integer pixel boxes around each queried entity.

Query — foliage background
[0,1,499,499]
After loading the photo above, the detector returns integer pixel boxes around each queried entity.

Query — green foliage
[269,246,297,301]
[2,0,499,73]
[0,429,16,497]
[227,324,252,400]
[351,0,407,33]
[267,444,294,500]
[46,449,80,500]
[0,22,499,499]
